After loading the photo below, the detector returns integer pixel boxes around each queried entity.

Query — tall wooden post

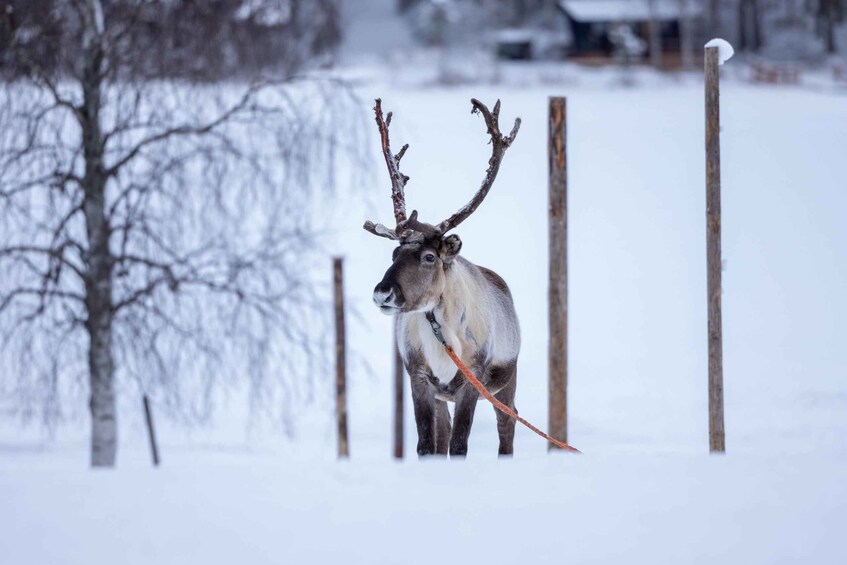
[392,318,404,459]
[333,257,350,458]
[142,395,160,466]
[705,47,725,453]
[548,97,568,449]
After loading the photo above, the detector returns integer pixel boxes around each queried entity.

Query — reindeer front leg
[410,373,452,456]
[449,382,480,457]
[448,360,487,457]
[408,347,453,457]
[409,368,437,457]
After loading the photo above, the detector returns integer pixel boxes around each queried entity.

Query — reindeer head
[365,98,520,315]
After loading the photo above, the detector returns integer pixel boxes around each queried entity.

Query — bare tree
[738,0,763,52]
[648,0,663,69]
[0,0,342,81]
[816,0,844,54]
[0,0,359,466]
[679,0,695,70]
[707,0,722,38]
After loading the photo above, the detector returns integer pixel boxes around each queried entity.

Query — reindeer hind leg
[492,362,517,457]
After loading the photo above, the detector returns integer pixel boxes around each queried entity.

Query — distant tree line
[0,0,341,80]
[732,0,845,56]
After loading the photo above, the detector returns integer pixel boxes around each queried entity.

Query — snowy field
[3,455,845,564]
[2,6,847,559]
[2,68,846,564]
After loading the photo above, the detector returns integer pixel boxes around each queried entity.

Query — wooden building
[558,0,702,64]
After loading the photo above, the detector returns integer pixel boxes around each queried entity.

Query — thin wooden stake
[333,257,350,458]
[548,96,569,449]
[392,317,404,459]
[142,395,160,466]
[705,47,726,453]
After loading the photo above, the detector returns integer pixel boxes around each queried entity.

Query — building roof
[559,0,702,23]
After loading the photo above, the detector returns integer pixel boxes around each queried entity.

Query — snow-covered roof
[559,0,702,23]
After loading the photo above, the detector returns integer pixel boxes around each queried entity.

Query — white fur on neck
[397,258,519,384]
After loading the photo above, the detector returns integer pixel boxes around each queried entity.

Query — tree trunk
[83,146,117,468]
[824,19,836,54]
[81,6,117,467]
[86,297,116,467]
[707,0,721,38]
[823,18,836,54]
[738,0,763,53]
[679,0,694,70]
[818,0,839,54]
[751,0,762,52]
[397,0,417,13]
[648,0,663,69]
[737,0,747,51]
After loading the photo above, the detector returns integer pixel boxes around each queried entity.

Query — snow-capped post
[142,395,160,466]
[704,39,732,453]
[548,96,569,450]
[333,257,350,459]
[392,318,404,459]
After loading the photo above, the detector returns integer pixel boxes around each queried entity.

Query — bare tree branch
[104,81,268,179]
[0,0,361,459]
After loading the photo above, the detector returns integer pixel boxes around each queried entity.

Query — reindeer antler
[436,99,521,235]
[364,98,520,242]
[363,99,410,240]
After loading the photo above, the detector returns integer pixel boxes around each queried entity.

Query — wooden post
[333,257,350,458]
[705,47,726,453]
[142,395,160,466]
[548,97,568,449]
[392,318,404,459]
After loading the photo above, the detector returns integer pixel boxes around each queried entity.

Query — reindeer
[364,98,521,457]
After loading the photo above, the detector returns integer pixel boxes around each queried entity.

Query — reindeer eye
[423,253,436,264]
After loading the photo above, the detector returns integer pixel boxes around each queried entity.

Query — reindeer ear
[440,234,462,263]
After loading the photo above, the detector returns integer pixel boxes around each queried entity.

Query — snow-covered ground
[4,455,845,564]
[2,8,847,564]
[3,69,845,565]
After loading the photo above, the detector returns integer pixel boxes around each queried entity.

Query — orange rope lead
[444,346,581,454]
